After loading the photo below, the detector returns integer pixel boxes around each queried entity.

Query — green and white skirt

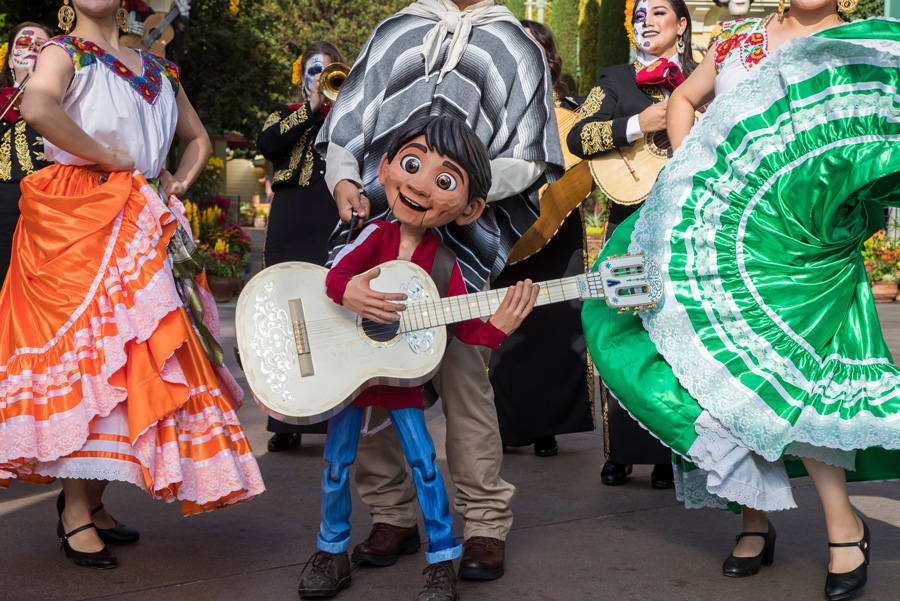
[583,18,900,512]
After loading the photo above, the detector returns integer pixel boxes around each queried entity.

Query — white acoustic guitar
[235,254,663,425]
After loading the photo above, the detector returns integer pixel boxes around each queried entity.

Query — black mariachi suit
[566,63,671,467]
[257,101,338,436]
[0,116,50,284]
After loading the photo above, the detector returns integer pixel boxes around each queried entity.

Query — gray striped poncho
[315,13,565,292]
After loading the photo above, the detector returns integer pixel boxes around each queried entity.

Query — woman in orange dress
[5,0,264,569]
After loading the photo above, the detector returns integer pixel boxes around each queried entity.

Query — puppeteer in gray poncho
[315,0,565,292]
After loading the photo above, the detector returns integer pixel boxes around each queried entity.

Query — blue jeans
[317,406,462,564]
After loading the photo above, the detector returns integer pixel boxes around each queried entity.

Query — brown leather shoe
[459,536,504,580]
[350,522,421,566]
[417,561,459,601]
[298,550,351,598]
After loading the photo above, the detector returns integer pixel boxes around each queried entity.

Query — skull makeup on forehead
[632,0,651,50]
[304,54,325,97]
[11,28,43,70]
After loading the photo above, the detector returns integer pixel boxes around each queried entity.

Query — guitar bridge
[288,298,314,377]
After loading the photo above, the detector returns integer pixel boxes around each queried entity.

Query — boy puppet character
[299,116,539,601]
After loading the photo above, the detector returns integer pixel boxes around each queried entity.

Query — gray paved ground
[2,231,900,601]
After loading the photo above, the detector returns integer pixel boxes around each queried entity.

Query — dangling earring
[837,0,857,12]
[116,1,130,33]
[778,0,786,22]
[676,36,685,54]
[58,0,76,34]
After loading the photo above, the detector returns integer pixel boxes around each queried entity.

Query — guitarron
[235,255,663,425]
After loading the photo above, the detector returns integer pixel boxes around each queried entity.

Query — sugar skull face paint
[11,28,46,71]
[632,0,651,50]
[304,54,325,97]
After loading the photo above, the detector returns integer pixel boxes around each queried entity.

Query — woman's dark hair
[632,0,698,77]
[520,19,570,99]
[0,22,53,88]
[298,41,346,100]
[386,115,491,203]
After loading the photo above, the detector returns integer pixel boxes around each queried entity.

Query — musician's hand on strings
[159,169,187,199]
[487,279,540,335]
[342,267,408,324]
[638,98,668,133]
[309,74,325,114]
[334,179,370,223]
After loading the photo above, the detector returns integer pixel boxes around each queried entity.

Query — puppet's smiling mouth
[399,192,428,212]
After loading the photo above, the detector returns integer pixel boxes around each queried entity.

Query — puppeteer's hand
[159,169,187,199]
[638,98,668,133]
[96,148,135,174]
[341,267,408,324]
[334,179,370,223]
[487,279,540,336]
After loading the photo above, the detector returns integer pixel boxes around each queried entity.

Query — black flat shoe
[650,463,674,489]
[722,521,776,577]
[267,432,301,452]
[58,521,118,569]
[825,518,870,601]
[600,461,632,486]
[57,491,139,545]
[92,503,140,545]
[533,436,558,458]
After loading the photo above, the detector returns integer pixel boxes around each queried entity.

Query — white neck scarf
[400,0,520,83]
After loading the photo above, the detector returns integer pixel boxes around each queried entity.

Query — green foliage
[596,0,630,71]
[578,0,601,95]
[0,0,61,33]
[850,0,883,19]
[505,0,527,18]
[550,0,579,95]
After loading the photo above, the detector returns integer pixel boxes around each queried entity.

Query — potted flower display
[240,203,254,227]
[183,200,253,303]
[862,230,900,302]
[582,193,608,266]
[253,208,268,228]
[204,241,245,303]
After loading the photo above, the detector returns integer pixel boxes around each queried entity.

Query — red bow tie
[636,59,685,93]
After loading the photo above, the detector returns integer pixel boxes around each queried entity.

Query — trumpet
[321,63,350,107]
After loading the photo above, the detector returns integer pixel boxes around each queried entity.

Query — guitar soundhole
[361,318,400,343]
[647,130,673,159]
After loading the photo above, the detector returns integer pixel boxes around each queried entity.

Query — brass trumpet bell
[321,63,350,107]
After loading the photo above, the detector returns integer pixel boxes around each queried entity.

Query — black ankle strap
[829,540,867,549]
[64,523,97,539]
[91,504,104,515]
[735,531,768,540]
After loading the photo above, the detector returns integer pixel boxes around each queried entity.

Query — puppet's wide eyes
[400,155,420,174]
[436,173,457,191]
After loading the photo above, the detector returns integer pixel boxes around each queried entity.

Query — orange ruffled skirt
[0,165,264,515]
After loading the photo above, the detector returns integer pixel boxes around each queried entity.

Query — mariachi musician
[255,41,346,452]
[567,0,696,488]
[490,20,593,459]
[0,22,52,284]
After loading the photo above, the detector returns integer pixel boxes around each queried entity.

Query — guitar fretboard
[398,274,602,333]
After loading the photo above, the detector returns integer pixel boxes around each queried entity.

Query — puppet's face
[379,135,482,230]
[10,28,48,73]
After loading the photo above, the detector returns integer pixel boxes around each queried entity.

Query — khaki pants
[354,334,516,540]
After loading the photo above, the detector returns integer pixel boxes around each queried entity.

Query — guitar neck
[398,274,601,333]
[143,6,183,47]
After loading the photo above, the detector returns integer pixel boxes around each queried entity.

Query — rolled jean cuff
[317,534,351,554]
[426,543,462,564]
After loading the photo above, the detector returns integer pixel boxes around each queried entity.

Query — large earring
[58,0,76,34]
[676,36,685,53]
[778,0,786,22]
[837,0,857,12]
[116,1,130,33]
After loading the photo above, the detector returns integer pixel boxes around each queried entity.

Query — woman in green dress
[583,1,900,598]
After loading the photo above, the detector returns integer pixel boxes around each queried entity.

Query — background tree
[596,0,629,72]
[549,0,578,95]
[578,0,600,94]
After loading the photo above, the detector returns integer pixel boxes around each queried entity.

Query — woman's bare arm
[21,45,133,172]
[668,51,717,151]
[160,88,211,198]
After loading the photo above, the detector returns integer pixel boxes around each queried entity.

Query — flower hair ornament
[624,0,637,51]
[0,43,7,69]
[292,55,304,86]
